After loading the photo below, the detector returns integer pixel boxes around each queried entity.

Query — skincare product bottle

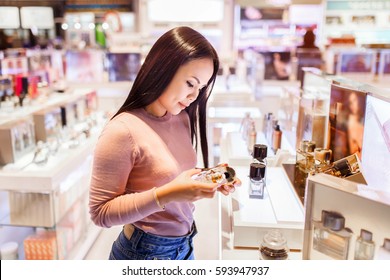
[249,162,266,199]
[272,124,282,153]
[296,140,316,173]
[354,229,375,260]
[374,238,390,260]
[312,210,353,260]
[240,112,251,141]
[247,120,257,154]
[259,229,289,260]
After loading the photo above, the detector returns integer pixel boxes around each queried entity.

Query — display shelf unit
[303,173,390,260]
[0,88,96,126]
[0,88,103,260]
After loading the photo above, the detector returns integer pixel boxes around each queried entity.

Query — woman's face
[146,58,214,117]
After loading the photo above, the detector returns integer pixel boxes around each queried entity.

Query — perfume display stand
[303,173,390,260]
[218,130,303,260]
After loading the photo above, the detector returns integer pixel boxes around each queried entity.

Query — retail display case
[303,173,390,260]
[378,50,390,85]
[65,50,104,83]
[0,88,103,259]
[106,52,141,82]
[336,50,377,83]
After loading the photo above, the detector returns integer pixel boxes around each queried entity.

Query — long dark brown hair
[112,26,219,168]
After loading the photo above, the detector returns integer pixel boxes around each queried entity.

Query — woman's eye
[186,81,194,88]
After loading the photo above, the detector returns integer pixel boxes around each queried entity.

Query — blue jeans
[109,223,197,260]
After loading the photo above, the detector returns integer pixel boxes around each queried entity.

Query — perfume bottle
[321,153,360,178]
[193,165,236,185]
[296,140,316,173]
[247,120,257,154]
[312,210,353,260]
[354,229,375,260]
[249,162,266,199]
[272,124,282,153]
[259,229,289,260]
[374,238,390,260]
[240,112,251,141]
[262,112,273,136]
[314,148,332,172]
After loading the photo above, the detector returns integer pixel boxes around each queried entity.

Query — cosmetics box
[33,106,63,142]
[0,117,35,165]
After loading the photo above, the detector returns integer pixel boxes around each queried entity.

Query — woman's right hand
[156,168,219,206]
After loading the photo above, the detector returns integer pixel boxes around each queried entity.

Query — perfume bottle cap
[360,229,373,242]
[300,140,316,153]
[253,144,267,161]
[383,238,390,251]
[250,163,266,180]
[314,148,332,162]
[323,211,345,231]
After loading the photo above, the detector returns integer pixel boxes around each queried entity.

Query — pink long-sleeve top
[89,108,197,236]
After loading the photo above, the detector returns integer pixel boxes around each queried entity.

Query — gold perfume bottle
[193,165,236,185]
[296,140,316,173]
[321,153,360,178]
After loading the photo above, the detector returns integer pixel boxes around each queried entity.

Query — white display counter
[229,166,304,250]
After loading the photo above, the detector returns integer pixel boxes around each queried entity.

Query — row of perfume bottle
[312,210,390,260]
[0,91,99,166]
[249,144,268,199]
[0,73,50,112]
[262,112,282,153]
[296,139,361,179]
[239,112,257,154]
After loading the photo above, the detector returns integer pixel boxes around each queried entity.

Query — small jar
[259,229,289,260]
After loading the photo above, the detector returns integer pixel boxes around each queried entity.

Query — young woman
[89,26,240,260]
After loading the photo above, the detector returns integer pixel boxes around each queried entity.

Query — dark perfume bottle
[249,162,266,199]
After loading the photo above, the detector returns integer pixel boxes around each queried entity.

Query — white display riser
[229,166,304,251]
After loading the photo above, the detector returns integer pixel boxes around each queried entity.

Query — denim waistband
[123,222,197,249]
